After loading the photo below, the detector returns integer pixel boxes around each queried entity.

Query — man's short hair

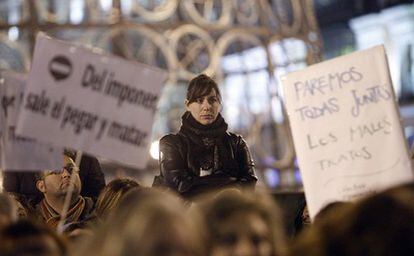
[34,172,45,182]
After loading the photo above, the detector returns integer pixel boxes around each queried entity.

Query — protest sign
[0,71,63,170]
[16,33,167,169]
[281,45,414,219]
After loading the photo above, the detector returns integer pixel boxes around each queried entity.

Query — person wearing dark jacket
[3,153,105,205]
[153,74,257,198]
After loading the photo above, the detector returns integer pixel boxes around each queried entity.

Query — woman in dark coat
[154,74,257,198]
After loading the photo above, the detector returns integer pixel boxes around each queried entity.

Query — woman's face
[211,211,273,256]
[186,89,221,125]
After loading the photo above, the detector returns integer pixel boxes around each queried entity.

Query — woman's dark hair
[313,201,350,224]
[95,178,140,219]
[0,219,67,256]
[186,74,221,104]
[289,184,414,256]
[199,189,287,256]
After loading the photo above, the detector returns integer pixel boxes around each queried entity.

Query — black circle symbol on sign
[49,55,72,81]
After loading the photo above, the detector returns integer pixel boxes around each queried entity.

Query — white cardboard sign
[281,45,413,219]
[0,71,63,171]
[16,33,167,169]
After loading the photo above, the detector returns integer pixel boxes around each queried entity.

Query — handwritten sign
[281,45,413,219]
[0,71,63,170]
[16,33,167,168]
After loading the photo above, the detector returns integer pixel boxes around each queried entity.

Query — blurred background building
[0,0,413,192]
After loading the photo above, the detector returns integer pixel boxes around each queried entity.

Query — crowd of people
[1,165,414,256]
[1,74,414,255]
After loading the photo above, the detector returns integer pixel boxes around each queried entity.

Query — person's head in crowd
[76,188,206,256]
[386,182,414,202]
[35,155,81,205]
[197,189,287,256]
[313,201,351,225]
[0,219,67,256]
[33,155,95,229]
[185,74,222,125]
[7,193,29,219]
[63,149,106,199]
[0,193,18,231]
[95,178,140,220]
[63,221,94,244]
[2,151,105,208]
[289,183,414,256]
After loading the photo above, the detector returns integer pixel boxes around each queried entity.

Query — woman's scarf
[39,197,85,229]
[179,112,237,175]
[180,111,228,138]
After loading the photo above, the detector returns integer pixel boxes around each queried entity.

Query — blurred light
[70,0,84,24]
[224,105,239,128]
[294,157,299,167]
[271,96,284,123]
[264,168,280,188]
[8,26,19,41]
[405,125,414,149]
[263,156,276,166]
[120,0,133,14]
[7,1,20,24]
[100,0,112,11]
[248,71,269,114]
[405,125,414,138]
[150,140,159,160]
[294,168,302,185]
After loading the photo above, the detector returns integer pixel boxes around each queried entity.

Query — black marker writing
[1,95,15,118]
[350,85,392,117]
[24,90,50,116]
[107,121,147,147]
[295,97,339,121]
[96,118,108,140]
[317,146,372,171]
[307,132,338,150]
[349,116,392,141]
[104,72,158,111]
[60,105,99,134]
[82,64,107,92]
[294,66,363,100]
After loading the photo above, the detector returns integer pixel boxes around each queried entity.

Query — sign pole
[57,150,83,234]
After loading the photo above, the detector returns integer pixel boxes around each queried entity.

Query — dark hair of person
[75,188,206,256]
[95,178,140,219]
[0,219,67,256]
[313,201,350,224]
[186,74,221,104]
[199,189,287,256]
[33,150,78,181]
[34,172,43,182]
[289,183,414,256]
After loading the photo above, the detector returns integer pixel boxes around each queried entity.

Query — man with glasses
[32,155,95,230]
[3,152,105,205]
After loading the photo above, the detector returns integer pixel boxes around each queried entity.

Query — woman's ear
[36,180,46,193]
[185,100,190,111]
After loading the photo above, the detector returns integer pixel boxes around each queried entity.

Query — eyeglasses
[42,165,79,178]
